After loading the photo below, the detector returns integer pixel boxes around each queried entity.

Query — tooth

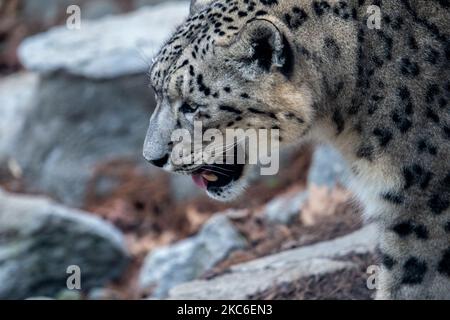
[202,173,218,182]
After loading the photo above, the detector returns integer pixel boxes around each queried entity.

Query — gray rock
[83,0,122,20]
[168,224,377,300]
[134,0,183,8]
[18,2,190,79]
[139,214,247,298]
[21,0,76,26]
[20,0,186,28]
[0,72,39,164]
[10,74,155,206]
[263,188,308,225]
[307,145,350,188]
[13,2,191,206]
[0,189,129,299]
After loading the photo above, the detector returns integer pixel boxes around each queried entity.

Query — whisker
[201,168,230,177]
[206,165,235,172]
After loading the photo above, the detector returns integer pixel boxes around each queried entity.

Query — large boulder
[20,0,185,27]
[12,2,190,206]
[307,145,350,188]
[10,73,155,206]
[0,189,129,299]
[263,186,308,225]
[18,2,190,79]
[262,144,348,225]
[139,214,247,298]
[168,224,377,300]
[0,72,38,165]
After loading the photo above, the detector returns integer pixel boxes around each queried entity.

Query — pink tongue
[192,174,207,189]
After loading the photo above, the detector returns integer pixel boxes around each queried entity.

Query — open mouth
[191,163,245,191]
[190,143,246,192]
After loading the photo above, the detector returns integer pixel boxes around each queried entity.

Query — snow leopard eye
[180,102,197,114]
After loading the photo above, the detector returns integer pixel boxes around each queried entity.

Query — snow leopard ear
[225,19,294,79]
[190,0,215,15]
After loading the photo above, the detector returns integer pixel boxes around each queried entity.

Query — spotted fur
[143,0,450,299]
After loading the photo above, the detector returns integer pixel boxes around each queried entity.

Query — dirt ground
[250,254,376,300]
[81,146,369,299]
[82,147,314,298]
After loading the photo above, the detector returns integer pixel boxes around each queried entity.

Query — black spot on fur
[378,31,393,60]
[425,47,441,65]
[392,221,414,237]
[438,247,450,278]
[391,16,404,30]
[312,1,331,16]
[443,173,450,189]
[400,58,420,77]
[284,7,309,30]
[402,257,428,285]
[373,128,393,147]
[382,192,404,205]
[336,81,345,95]
[444,126,450,139]
[238,11,248,17]
[414,225,429,240]
[324,37,341,59]
[196,74,211,96]
[392,221,430,240]
[426,84,441,103]
[356,144,374,160]
[260,0,278,6]
[372,56,384,68]
[382,254,396,270]
[438,98,448,108]
[219,105,242,115]
[435,0,450,9]
[403,164,433,190]
[392,111,412,133]
[399,86,411,100]
[189,65,195,77]
[426,107,440,123]
[255,10,268,16]
[401,0,447,44]
[332,109,345,134]
[333,1,352,20]
[417,139,438,156]
[428,194,450,215]
[408,35,419,51]
[445,222,450,233]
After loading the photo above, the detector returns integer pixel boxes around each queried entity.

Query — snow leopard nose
[147,154,170,168]
[143,99,176,168]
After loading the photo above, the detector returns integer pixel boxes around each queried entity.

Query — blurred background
[0,0,376,300]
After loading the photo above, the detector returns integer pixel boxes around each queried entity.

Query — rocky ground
[0,0,378,300]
